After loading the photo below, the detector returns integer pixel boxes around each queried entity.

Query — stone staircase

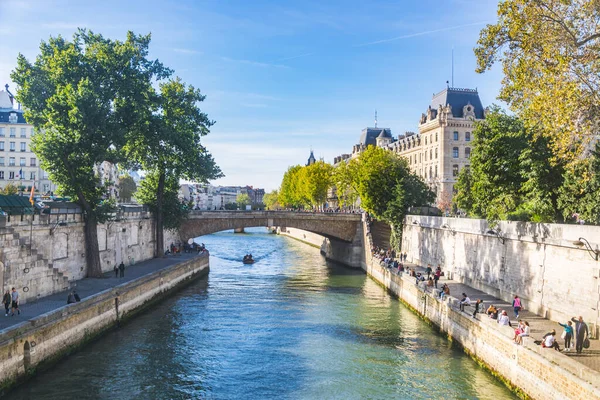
[370,220,392,250]
[0,226,70,304]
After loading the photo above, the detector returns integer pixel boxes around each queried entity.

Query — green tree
[135,170,188,231]
[279,165,304,209]
[1,183,19,195]
[11,29,169,277]
[557,142,600,224]
[236,193,251,209]
[454,167,475,216]
[263,190,280,210]
[301,161,333,208]
[333,161,358,208]
[126,78,222,257]
[475,0,600,162]
[118,175,137,202]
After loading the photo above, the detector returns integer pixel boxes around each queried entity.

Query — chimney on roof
[5,84,14,105]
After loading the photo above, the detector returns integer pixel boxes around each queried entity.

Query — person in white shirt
[497,310,511,326]
[459,293,471,312]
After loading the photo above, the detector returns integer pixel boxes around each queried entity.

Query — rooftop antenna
[374,110,378,128]
[451,47,454,88]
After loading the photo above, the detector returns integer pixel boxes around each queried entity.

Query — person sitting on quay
[459,293,471,312]
[497,310,511,327]
[486,304,498,319]
[67,291,76,304]
[73,290,81,302]
[426,277,434,288]
[439,283,450,300]
[514,321,530,345]
[542,330,560,351]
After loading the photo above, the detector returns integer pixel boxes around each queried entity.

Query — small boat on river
[243,254,255,264]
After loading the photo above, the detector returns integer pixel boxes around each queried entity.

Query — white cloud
[221,56,290,69]
[173,48,202,55]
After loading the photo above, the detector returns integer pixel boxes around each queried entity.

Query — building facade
[0,87,55,194]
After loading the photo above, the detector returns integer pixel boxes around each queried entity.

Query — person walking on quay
[3,290,11,316]
[472,299,483,318]
[73,290,81,302]
[497,310,511,327]
[570,316,589,354]
[559,320,574,352]
[118,261,125,278]
[425,264,432,279]
[114,264,119,278]
[10,287,20,316]
[512,295,522,318]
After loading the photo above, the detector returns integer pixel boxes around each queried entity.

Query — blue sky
[0,0,503,191]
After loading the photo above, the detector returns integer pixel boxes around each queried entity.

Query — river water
[7,228,515,399]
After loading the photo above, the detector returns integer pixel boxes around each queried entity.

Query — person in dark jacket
[571,316,589,353]
[67,291,76,304]
[118,261,125,278]
[3,290,11,316]
[73,291,81,302]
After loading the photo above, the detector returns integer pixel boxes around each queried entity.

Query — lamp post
[572,237,599,261]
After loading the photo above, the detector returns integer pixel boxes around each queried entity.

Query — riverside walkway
[0,253,202,332]
[399,261,600,373]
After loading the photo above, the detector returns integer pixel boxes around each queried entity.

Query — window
[0,171,3,180]
[20,128,26,138]
[465,147,471,158]
[435,148,438,159]
[453,164,459,176]
[465,132,471,141]
[453,131,459,140]
[0,128,4,137]
[8,113,17,123]
[30,172,35,180]
[9,171,14,180]
[435,132,438,142]
[20,142,26,152]
[0,142,3,151]
[429,149,432,160]
[453,147,459,158]
[30,128,34,136]
[425,137,428,145]
[0,157,3,166]
[20,157,25,166]
[435,165,438,177]
[9,157,15,166]
[9,128,15,137]
[9,142,15,151]
[30,158,36,167]
[429,166,432,179]
[425,151,427,161]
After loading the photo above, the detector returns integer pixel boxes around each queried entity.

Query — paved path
[388,261,600,373]
[0,252,203,332]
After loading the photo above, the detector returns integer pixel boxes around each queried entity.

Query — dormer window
[8,113,17,124]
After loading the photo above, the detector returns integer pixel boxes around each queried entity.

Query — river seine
[7,228,515,399]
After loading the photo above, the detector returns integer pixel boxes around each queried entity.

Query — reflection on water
[6,228,515,400]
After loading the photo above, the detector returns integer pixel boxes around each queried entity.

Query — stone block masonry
[401,216,600,332]
[0,254,209,395]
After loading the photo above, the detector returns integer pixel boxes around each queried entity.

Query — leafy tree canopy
[136,170,188,231]
[236,193,251,208]
[475,0,600,162]
[118,175,137,203]
[263,190,280,210]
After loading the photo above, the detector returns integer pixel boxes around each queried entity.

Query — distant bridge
[179,211,362,242]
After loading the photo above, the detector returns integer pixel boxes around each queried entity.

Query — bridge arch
[179,211,361,243]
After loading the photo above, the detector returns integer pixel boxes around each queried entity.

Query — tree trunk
[155,170,165,258]
[82,203,103,278]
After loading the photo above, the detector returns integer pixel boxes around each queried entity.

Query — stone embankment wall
[0,254,209,395]
[277,225,364,268]
[401,216,600,331]
[0,212,179,304]
[362,218,600,400]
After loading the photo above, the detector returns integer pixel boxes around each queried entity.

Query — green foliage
[11,29,170,276]
[456,108,564,223]
[263,190,280,210]
[557,142,600,225]
[136,171,188,231]
[1,183,18,196]
[333,161,358,207]
[118,175,137,202]
[475,0,600,162]
[236,193,251,208]
[279,165,306,208]
[302,161,333,207]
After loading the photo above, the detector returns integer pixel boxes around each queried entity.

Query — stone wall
[277,225,365,268]
[0,254,209,395]
[0,212,180,304]
[402,216,600,331]
[363,220,600,400]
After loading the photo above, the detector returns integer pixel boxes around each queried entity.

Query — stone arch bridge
[179,211,362,243]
